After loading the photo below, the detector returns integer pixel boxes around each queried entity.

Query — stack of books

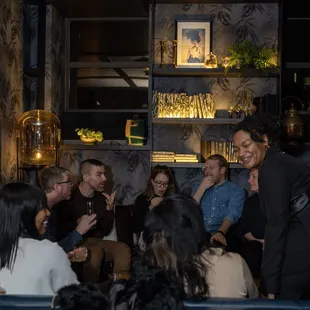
[152,151,175,162]
[175,153,198,163]
[152,152,199,163]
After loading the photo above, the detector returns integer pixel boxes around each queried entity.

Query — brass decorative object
[204,52,218,68]
[283,103,304,142]
[172,40,178,68]
[228,90,256,118]
[17,110,61,166]
[153,91,216,119]
[159,40,166,68]
[221,56,231,68]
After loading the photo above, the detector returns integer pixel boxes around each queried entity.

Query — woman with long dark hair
[0,182,78,295]
[233,114,310,299]
[115,194,257,309]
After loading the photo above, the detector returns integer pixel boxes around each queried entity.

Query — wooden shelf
[152,118,242,125]
[60,142,151,151]
[152,0,279,3]
[152,67,279,78]
[151,162,244,169]
[65,109,149,113]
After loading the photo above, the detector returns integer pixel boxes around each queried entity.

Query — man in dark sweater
[55,159,131,283]
[39,166,96,259]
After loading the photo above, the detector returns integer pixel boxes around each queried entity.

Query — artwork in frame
[176,19,212,67]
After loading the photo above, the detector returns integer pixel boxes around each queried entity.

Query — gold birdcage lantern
[17,110,61,166]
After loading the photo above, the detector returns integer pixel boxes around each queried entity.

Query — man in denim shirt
[192,154,245,252]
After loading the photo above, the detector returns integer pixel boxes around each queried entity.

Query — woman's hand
[267,294,275,299]
[150,197,163,209]
[211,231,227,246]
[67,247,88,262]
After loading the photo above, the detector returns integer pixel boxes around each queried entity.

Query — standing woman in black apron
[232,114,310,300]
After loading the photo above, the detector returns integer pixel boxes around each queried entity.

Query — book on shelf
[152,151,199,163]
[201,141,238,163]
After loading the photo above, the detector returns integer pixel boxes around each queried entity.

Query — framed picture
[176,19,212,67]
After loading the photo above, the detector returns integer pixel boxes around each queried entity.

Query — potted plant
[224,40,277,74]
[75,128,103,145]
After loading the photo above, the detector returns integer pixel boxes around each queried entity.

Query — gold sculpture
[153,92,216,118]
[204,52,218,68]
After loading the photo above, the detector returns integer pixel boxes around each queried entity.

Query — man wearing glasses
[39,166,96,258]
[192,154,245,253]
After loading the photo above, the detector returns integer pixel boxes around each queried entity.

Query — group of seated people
[2,113,310,308]
[0,154,263,300]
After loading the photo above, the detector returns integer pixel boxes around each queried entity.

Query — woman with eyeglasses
[0,182,79,295]
[132,165,176,248]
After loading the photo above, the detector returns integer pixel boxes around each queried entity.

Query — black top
[132,193,150,234]
[259,146,310,295]
[240,193,265,240]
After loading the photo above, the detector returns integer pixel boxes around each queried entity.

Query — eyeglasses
[57,180,72,186]
[154,180,169,188]
[202,165,219,172]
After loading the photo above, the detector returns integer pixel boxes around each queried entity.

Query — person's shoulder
[135,193,147,202]
[22,238,66,258]
[226,181,244,193]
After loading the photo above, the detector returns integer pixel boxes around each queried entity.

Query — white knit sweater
[0,238,79,295]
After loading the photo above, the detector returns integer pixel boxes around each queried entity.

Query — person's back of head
[54,283,108,310]
[136,194,209,298]
[0,182,48,270]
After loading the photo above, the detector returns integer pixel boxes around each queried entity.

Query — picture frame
[176,19,212,67]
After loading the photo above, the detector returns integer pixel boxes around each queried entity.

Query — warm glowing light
[35,152,42,160]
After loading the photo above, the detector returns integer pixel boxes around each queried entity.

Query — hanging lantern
[17,110,61,166]
[283,104,304,142]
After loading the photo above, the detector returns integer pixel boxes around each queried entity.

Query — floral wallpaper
[0,0,23,185]
[44,5,65,117]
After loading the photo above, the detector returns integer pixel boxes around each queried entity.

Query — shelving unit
[151,162,243,169]
[152,118,242,125]
[60,140,150,151]
[152,67,279,78]
[148,0,282,171]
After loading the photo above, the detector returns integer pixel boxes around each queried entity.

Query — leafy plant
[224,40,277,74]
[75,128,103,143]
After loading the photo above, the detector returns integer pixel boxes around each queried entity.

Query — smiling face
[35,208,51,235]
[232,130,268,169]
[203,159,226,184]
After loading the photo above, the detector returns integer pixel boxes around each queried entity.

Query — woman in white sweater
[0,182,79,295]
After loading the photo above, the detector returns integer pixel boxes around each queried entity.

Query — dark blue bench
[1,295,310,309]
[185,298,310,309]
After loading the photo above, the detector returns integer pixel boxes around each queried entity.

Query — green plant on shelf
[224,40,277,75]
[75,128,104,143]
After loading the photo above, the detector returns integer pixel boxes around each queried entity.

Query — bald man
[55,159,131,283]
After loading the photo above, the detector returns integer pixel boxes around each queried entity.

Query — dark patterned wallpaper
[0,0,23,185]
[58,3,279,203]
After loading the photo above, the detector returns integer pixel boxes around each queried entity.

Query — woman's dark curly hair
[233,113,282,146]
[114,195,209,309]
[143,194,209,297]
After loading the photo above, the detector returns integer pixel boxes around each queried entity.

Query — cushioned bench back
[184,298,310,310]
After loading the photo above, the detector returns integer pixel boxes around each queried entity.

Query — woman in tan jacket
[113,194,258,309]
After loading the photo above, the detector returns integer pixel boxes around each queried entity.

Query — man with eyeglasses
[192,154,245,253]
[39,166,96,259]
